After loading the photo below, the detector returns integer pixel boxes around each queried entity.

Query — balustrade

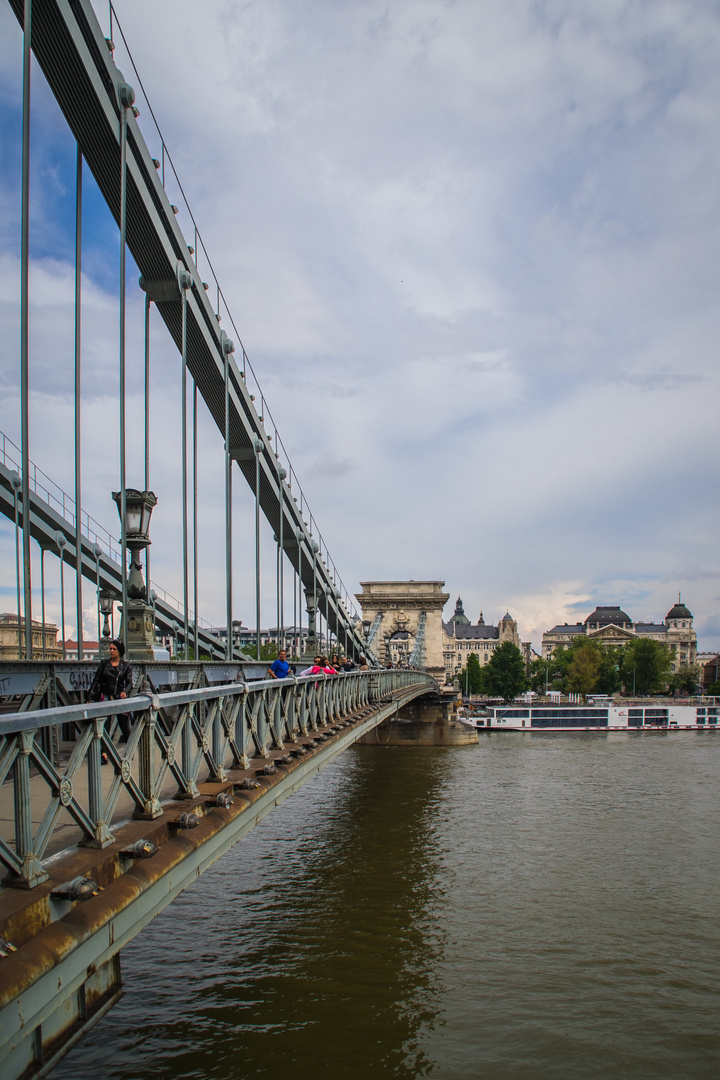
[0,669,432,888]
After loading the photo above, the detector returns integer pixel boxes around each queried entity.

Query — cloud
[0,0,718,651]
[311,452,357,478]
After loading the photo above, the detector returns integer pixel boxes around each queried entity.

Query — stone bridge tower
[355,581,450,682]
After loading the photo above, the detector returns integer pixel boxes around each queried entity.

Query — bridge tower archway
[355,581,449,682]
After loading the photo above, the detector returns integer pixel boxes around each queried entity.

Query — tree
[595,647,621,695]
[668,663,702,695]
[619,638,671,696]
[546,639,620,696]
[528,657,551,693]
[460,652,485,695]
[243,643,279,662]
[484,642,527,702]
[566,641,602,695]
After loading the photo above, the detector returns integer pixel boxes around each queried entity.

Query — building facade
[542,599,698,673]
[0,614,63,661]
[442,598,532,681]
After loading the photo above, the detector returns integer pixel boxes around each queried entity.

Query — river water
[55,733,720,1079]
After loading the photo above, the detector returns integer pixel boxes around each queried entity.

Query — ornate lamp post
[231,619,243,657]
[112,488,158,660]
[303,590,318,660]
[98,588,117,656]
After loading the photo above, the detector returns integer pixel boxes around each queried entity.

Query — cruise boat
[462,701,719,732]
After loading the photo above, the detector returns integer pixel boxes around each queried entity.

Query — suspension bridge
[0,3,468,1076]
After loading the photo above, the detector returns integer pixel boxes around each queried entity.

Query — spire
[477,610,485,625]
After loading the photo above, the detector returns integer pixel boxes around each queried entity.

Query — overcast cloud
[0,0,718,650]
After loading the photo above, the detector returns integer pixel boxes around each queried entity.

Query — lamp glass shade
[99,591,115,615]
[140,502,153,535]
[113,489,157,539]
[125,503,143,535]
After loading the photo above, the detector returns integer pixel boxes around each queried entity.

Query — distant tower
[477,610,485,626]
[451,597,470,628]
[498,611,519,645]
[664,595,696,670]
[665,595,693,629]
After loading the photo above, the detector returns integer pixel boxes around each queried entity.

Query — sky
[0,0,718,652]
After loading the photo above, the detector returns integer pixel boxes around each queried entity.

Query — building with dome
[542,597,697,672]
[442,598,532,680]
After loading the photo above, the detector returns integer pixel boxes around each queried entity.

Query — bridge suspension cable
[2,0,372,664]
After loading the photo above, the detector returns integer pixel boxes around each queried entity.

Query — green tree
[547,644,576,693]
[460,652,485,695]
[595,647,621,695]
[566,641,602,695]
[243,642,279,662]
[668,663,702,695]
[548,639,620,696]
[528,657,551,693]
[485,642,527,702]
[619,638,671,695]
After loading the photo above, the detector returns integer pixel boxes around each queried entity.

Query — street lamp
[98,588,117,656]
[303,589,318,660]
[112,488,158,660]
[231,619,242,657]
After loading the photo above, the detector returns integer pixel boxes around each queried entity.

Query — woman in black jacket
[88,639,134,740]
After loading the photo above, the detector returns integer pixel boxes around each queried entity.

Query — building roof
[0,613,57,628]
[447,623,499,640]
[666,601,693,621]
[584,606,632,628]
[546,623,585,635]
[448,597,470,627]
[634,623,666,634]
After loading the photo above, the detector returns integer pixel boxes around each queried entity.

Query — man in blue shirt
[268,649,291,679]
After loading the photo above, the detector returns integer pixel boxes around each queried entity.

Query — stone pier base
[357,693,478,746]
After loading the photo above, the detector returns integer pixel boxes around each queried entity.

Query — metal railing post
[136,700,163,818]
[83,719,113,846]
[10,730,48,888]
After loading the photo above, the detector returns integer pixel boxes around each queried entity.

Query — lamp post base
[118,600,157,661]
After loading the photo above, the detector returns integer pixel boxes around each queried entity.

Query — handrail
[0,669,437,887]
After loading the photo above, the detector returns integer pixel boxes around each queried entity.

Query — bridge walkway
[0,670,438,1080]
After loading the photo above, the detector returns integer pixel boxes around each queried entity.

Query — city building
[542,598,697,673]
[60,640,102,660]
[0,614,63,660]
[696,653,719,690]
[442,598,532,680]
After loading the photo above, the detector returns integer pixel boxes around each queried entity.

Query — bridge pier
[356,692,477,746]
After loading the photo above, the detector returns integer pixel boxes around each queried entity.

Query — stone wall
[355,581,450,681]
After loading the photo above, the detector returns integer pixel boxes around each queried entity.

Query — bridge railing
[0,669,435,889]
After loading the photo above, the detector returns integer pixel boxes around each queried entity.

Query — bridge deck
[0,672,437,1080]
